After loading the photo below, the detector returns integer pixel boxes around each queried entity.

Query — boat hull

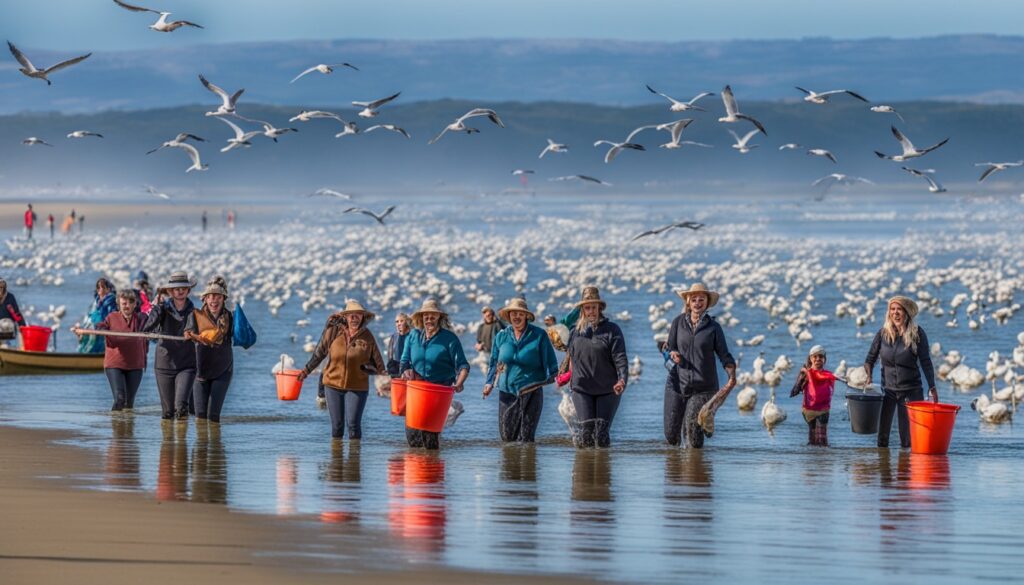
[0,347,104,375]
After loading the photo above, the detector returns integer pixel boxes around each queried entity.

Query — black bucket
[847,392,883,435]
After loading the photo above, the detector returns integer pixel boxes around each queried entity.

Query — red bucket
[906,401,960,455]
[275,370,304,401]
[20,325,51,352]
[405,380,454,433]
[391,379,408,416]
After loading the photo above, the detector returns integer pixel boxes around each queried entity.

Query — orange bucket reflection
[908,453,951,491]
[387,452,447,542]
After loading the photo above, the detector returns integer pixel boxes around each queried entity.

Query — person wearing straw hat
[299,300,386,440]
[74,289,148,411]
[400,298,470,449]
[143,270,198,420]
[564,286,629,448]
[863,295,937,448]
[183,276,235,424]
[482,297,559,442]
[664,283,737,448]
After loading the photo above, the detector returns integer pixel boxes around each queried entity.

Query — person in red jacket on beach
[790,345,837,446]
[24,204,37,239]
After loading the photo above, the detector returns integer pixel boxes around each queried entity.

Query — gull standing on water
[290,62,359,83]
[22,137,54,147]
[870,105,905,124]
[7,42,91,85]
[794,87,869,104]
[874,126,949,161]
[344,206,397,225]
[901,167,947,193]
[215,117,262,152]
[352,92,401,118]
[112,0,204,32]
[199,74,244,117]
[539,139,568,158]
[975,160,1024,182]
[145,132,205,155]
[729,129,760,154]
[646,85,715,112]
[429,108,505,144]
[719,85,767,135]
[67,130,103,139]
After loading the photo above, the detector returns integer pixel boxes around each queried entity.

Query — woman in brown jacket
[299,300,386,440]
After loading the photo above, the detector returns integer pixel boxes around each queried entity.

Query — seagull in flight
[289,110,344,123]
[549,175,612,187]
[344,206,396,225]
[719,85,766,135]
[237,116,299,142]
[429,108,505,144]
[795,87,869,104]
[870,105,905,124]
[593,138,645,164]
[729,129,760,154]
[650,119,705,149]
[352,92,401,118]
[112,0,203,32]
[144,185,171,200]
[167,142,207,173]
[511,169,535,176]
[811,174,873,199]
[22,137,53,147]
[646,85,715,112]
[630,221,705,242]
[807,148,837,164]
[975,160,1024,182]
[309,188,354,200]
[7,42,91,85]
[290,62,359,83]
[874,126,949,162]
[539,139,568,158]
[199,74,244,117]
[146,132,205,155]
[901,167,947,193]
[215,117,262,152]
[67,130,103,139]
[779,143,802,150]
[365,124,411,139]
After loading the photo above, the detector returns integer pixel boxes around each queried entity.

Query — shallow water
[2,192,1024,583]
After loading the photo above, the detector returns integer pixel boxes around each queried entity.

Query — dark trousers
[155,368,196,419]
[806,411,830,446]
[878,387,923,448]
[194,370,233,423]
[104,368,143,410]
[406,427,440,450]
[570,391,621,448]
[325,387,369,439]
[664,388,713,448]
[499,389,544,443]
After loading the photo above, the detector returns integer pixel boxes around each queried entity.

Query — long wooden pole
[74,328,187,342]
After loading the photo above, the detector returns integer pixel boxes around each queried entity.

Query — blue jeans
[325,387,369,439]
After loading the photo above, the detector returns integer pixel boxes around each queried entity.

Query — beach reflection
[569,449,614,559]
[663,448,714,556]
[156,421,188,501]
[190,421,228,504]
[276,455,298,516]
[319,441,362,524]
[490,444,540,554]
[103,415,141,490]
[387,451,447,558]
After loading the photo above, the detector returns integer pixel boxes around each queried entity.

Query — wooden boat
[0,346,104,375]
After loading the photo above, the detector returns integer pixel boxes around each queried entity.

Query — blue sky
[2,0,1020,51]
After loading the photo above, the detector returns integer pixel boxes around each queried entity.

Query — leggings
[570,391,621,448]
[325,387,369,439]
[878,387,923,448]
[104,368,143,410]
[499,389,544,443]
[406,427,440,450]
[194,370,233,423]
[664,388,714,448]
[155,368,196,419]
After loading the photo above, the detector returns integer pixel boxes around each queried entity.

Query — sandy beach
[0,424,591,585]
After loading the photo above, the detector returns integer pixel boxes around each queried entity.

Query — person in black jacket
[863,296,937,448]
[144,271,198,420]
[0,278,24,336]
[184,277,234,424]
[565,287,628,448]
[664,283,737,448]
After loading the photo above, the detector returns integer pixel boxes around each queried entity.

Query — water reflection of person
[569,449,615,558]
[387,452,447,559]
[156,421,188,501]
[320,441,362,524]
[492,444,541,553]
[190,421,228,504]
[104,416,141,490]
[276,455,299,516]
[664,448,714,527]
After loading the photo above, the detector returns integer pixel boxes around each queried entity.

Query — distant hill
[1,35,1023,116]
[1,99,1022,199]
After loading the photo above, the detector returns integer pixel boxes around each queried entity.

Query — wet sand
[0,424,591,585]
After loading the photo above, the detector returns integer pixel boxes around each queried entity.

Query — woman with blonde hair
[863,296,937,448]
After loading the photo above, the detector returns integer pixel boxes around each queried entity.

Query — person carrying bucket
[789,345,837,446]
[482,298,559,443]
[863,296,938,449]
[399,298,469,450]
[299,300,386,440]
[183,277,235,424]
[143,271,198,420]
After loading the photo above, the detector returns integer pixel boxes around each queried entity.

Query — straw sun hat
[157,270,197,294]
[411,298,447,328]
[676,283,720,308]
[497,297,535,322]
[887,296,919,319]
[574,286,607,310]
[337,299,375,322]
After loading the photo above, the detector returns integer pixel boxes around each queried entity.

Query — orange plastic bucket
[405,380,454,433]
[391,379,408,416]
[275,370,304,401]
[906,401,960,455]
[20,325,51,352]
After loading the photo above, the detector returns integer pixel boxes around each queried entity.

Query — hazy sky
[2,0,1021,51]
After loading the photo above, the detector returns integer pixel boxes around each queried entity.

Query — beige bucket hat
[676,283,720,308]
[498,297,535,322]
[337,299,376,322]
[574,286,607,310]
[887,296,919,319]
[411,298,448,328]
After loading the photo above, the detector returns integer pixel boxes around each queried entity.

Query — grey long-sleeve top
[665,313,736,395]
[864,327,936,392]
[566,318,628,396]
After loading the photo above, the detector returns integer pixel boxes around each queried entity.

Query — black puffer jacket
[864,327,936,392]
[566,318,628,396]
[143,298,197,371]
[665,313,736,395]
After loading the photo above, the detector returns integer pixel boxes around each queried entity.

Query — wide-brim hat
[158,270,197,293]
[200,281,229,299]
[574,286,607,310]
[411,298,448,327]
[888,296,919,319]
[337,299,375,322]
[676,283,720,308]
[498,298,535,322]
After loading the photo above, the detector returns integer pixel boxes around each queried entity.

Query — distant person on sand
[74,290,147,411]
[61,215,74,235]
[201,211,208,233]
[24,204,36,239]
[47,214,54,239]
[78,214,85,233]
[0,278,24,342]
[227,210,235,229]
[144,271,198,420]
[78,278,118,354]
